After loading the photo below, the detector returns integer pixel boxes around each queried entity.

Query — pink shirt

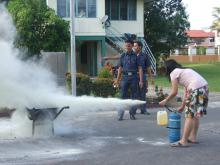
[170,68,208,90]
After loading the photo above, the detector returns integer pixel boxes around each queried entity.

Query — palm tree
[211,7,220,31]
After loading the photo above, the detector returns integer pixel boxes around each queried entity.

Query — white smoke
[0,4,61,110]
[0,4,144,138]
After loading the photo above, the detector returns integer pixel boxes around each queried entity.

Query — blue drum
[168,112,181,143]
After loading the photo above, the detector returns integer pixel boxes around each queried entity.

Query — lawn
[155,62,220,92]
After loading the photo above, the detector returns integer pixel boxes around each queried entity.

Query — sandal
[187,139,199,144]
[170,142,189,147]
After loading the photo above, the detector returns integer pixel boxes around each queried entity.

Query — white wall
[75,18,105,36]
[206,48,215,55]
[188,46,197,55]
[75,0,105,36]
[47,0,105,36]
[47,0,57,11]
[47,0,144,37]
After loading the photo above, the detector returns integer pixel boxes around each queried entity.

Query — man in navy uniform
[113,40,143,120]
[133,41,154,115]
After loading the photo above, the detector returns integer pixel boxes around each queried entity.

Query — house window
[105,0,137,20]
[111,0,119,20]
[77,0,87,18]
[210,38,215,42]
[76,0,97,18]
[57,0,96,18]
[57,0,70,18]
[88,0,96,18]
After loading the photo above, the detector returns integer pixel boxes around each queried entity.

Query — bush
[92,78,117,97]
[65,72,92,96]
[197,46,206,55]
[157,55,166,75]
[98,67,113,79]
[76,73,92,96]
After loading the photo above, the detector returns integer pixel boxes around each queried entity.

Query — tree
[211,7,220,31]
[7,0,70,57]
[144,0,190,59]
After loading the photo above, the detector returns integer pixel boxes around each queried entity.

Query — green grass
[154,75,170,88]
[155,62,220,92]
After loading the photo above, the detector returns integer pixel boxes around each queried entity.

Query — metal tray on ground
[0,108,16,118]
[26,106,69,136]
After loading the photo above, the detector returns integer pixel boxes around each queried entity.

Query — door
[78,41,97,76]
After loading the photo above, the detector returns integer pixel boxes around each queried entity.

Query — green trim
[101,38,106,58]
[92,42,98,76]
[76,36,105,41]
[75,36,106,75]
[76,36,106,63]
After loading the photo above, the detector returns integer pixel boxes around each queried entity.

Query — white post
[70,0,76,96]
[188,46,191,56]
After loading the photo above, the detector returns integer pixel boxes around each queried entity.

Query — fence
[169,55,220,63]
[41,52,66,86]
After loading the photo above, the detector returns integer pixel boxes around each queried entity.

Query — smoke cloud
[0,4,144,138]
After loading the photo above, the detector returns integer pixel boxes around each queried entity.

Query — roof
[186,30,215,38]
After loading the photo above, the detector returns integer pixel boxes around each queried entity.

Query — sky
[182,0,220,30]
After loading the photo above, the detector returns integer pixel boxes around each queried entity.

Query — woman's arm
[159,79,178,106]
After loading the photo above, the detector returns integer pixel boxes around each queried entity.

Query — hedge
[92,78,117,97]
[66,72,92,96]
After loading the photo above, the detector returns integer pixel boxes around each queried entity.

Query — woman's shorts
[185,86,209,118]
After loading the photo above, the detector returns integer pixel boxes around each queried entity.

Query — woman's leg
[188,117,199,142]
[179,118,193,144]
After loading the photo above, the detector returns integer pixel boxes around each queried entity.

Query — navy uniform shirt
[119,51,140,73]
[138,52,151,73]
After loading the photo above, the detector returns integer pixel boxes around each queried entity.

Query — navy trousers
[118,76,138,120]
[137,75,147,113]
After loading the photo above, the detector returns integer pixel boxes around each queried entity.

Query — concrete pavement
[0,94,219,165]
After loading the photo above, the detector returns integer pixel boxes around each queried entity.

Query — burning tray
[26,106,69,136]
[0,108,16,118]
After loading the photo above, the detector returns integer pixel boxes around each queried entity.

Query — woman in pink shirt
[159,59,209,147]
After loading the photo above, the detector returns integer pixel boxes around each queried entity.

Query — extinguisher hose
[165,105,174,112]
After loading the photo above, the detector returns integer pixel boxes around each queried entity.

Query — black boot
[129,112,136,120]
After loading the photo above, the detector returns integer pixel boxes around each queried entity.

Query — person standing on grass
[133,41,154,115]
[159,59,209,147]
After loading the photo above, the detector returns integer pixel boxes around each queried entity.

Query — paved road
[0,98,219,165]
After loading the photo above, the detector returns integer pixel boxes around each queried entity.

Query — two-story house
[174,30,216,55]
[186,30,215,47]
[46,0,155,76]
[186,30,215,55]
